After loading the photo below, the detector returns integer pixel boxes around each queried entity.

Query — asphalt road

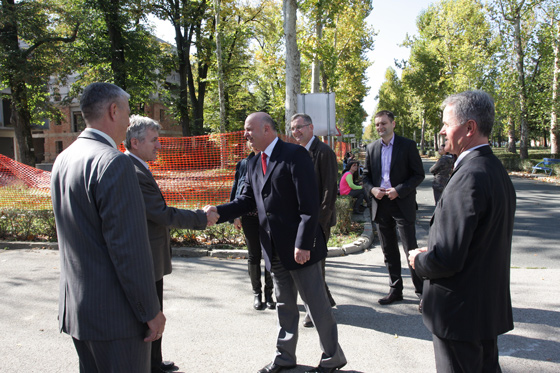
[1,159,559,372]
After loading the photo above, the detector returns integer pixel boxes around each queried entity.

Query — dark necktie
[261,152,267,175]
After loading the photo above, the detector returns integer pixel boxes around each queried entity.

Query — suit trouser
[270,253,346,368]
[73,336,150,373]
[242,215,273,295]
[151,278,164,367]
[432,334,501,373]
[375,197,423,295]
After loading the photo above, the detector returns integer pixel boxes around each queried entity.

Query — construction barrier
[0,131,353,211]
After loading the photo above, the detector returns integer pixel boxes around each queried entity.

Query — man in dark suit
[409,91,516,372]
[362,110,425,307]
[209,112,346,373]
[290,113,338,327]
[124,115,219,373]
[50,83,166,372]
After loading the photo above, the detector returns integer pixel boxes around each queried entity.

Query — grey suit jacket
[308,137,338,240]
[414,146,516,341]
[362,135,425,222]
[51,130,160,341]
[128,155,207,281]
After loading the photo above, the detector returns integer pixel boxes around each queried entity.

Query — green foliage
[0,209,57,241]
[332,195,354,235]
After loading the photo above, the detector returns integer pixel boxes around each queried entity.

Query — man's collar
[381,134,395,147]
[125,150,150,171]
[304,136,316,151]
[455,144,489,169]
[84,128,117,149]
[263,137,279,157]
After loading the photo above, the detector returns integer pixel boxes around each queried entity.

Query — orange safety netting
[0,131,351,211]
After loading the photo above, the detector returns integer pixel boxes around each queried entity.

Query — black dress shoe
[305,363,346,372]
[254,294,264,310]
[257,362,296,373]
[265,293,276,310]
[160,360,177,371]
[302,314,314,328]
[378,290,403,305]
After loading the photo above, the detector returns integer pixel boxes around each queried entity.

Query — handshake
[203,205,219,227]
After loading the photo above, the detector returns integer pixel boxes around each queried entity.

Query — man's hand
[371,187,386,200]
[385,187,399,200]
[144,311,166,342]
[408,247,428,269]
[294,248,310,265]
[203,205,219,227]
[233,217,242,230]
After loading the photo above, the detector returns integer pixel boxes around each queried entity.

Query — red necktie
[261,152,267,175]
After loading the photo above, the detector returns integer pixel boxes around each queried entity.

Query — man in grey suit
[50,82,166,372]
[362,110,425,308]
[209,112,346,373]
[124,115,219,373]
[290,113,338,328]
[409,91,516,372]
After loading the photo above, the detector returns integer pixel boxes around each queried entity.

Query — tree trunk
[420,114,426,155]
[214,0,226,132]
[311,10,322,94]
[1,0,35,165]
[551,18,560,156]
[513,12,529,159]
[175,23,191,136]
[100,0,127,89]
[283,0,300,134]
[507,115,516,153]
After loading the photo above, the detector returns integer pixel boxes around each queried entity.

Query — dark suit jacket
[217,138,326,271]
[309,137,338,240]
[128,155,207,281]
[414,146,516,341]
[362,135,425,222]
[50,130,160,341]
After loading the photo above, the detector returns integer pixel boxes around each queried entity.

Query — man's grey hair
[290,113,313,125]
[441,90,494,138]
[80,82,130,123]
[124,115,161,150]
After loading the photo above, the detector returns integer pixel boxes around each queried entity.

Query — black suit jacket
[308,137,338,239]
[362,134,425,222]
[217,138,326,271]
[414,146,516,341]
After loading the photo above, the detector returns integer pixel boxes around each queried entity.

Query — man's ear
[130,137,139,150]
[465,120,477,136]
[108,102,118,121]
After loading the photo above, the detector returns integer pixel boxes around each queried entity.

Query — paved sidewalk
[1,159,559,372]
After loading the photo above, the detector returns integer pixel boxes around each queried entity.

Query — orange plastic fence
[0,131,352,211]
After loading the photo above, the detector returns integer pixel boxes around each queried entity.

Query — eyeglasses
[290,123,311,132]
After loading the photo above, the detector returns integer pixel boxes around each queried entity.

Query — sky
[148,0,435,127]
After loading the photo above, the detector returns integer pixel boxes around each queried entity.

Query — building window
[55,141,63,154]
[160,109,165,122]
[1,98,12,127]
[72,111,85,132]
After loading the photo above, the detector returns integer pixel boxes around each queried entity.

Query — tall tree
[0,0,80,166]
[493,0,543,159]
[152,0,213,135]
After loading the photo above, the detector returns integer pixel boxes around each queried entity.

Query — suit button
[266,212,271,216]
[263,193,268,198]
